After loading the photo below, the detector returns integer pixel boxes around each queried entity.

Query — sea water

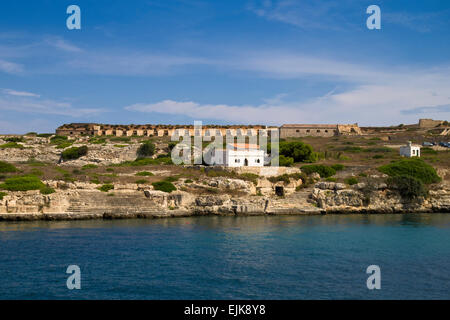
[0,214,449,299]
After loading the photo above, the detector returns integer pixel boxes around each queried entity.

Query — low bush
[0,161,17,173]
[36,133,53,138]
[152,181,176,193]
[135,179,148,184]
[378,159,440,184]
[0,175,47,192]
[278,155,294,167]
[82,164,98,170]
[136,171,154,176]
[239,173,260,184]
[345,177,358,185]
[331,164,345,171]
[0,192,7,200]
[0,142,24,149]
[4,137,25,143]
[98,184,114,192]
[40,186,55,195]
[387,175,427,199]
[301,165,336,178]
[268,174,291,184]
[61,146,88,161]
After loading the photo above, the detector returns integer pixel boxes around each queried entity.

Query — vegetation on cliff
[98,184,114,192]
[387,175,427,200]
[0,161,17,173]
[137,141,156,158]
[378,159,441,184]
[301,164,336,178]
[0,175,54,194]
[61,145,88,161]
[279,141,318,163]
[152,181,176,193]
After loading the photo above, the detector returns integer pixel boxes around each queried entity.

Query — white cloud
[0,90,104,117]
[124,60,450,126]
[0,59,24,74]
[44,37,83,53]
[2,88,40,98]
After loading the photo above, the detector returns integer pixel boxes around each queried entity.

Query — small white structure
[400,141,421,157]
[204,143,264,167]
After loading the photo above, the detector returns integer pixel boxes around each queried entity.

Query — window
[306,129,310,133]
[296,130,300,133]
[317,130,321,132]
[256,159,260,163]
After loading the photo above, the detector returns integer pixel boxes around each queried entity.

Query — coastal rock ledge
[0,181,449,221]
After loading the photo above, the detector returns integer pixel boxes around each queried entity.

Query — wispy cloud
[248,0,356,30]
[0,89,104,116]
[0,59,24,74]
[44,36,83,53]
[124,56,450,125]
[384,11,450,33]
[2,88,40,98]
[401,104,450,115]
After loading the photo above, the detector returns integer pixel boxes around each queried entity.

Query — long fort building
[56,123,362,138]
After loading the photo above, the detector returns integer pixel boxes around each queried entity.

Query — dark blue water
[0,214,449,299]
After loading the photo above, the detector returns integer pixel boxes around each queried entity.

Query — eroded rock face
[310,184,450,213]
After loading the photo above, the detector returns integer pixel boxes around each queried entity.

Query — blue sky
[0,0,449,133]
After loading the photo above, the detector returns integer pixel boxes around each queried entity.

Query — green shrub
[345,177,358,185]
[114,144,127,148]
[61,146,88,161]
[0,175,45,191]
[82,164,98,170]
[40,186,55,195]
[280,141,316,162]
[301,165,336,178]
[164,176,179,182]
[422,147,438,155]
[325,177,337,182]
[278,155,294,167]
[364,147,392,153]
[137,141,156,158]
[378,159,440,184]
[339,146,363,153]
[373,155,384,159]
[152,181,176,193]
[0,142,24,149]
[135,179,148,184]
[387,175,427,199]
[0,161,17,173]
[98,184,114,192]
[135,171,154,176]
[184,179,193,183]
[268,174,291,184]
[331,164,345,171]
[36,133,53,138]
[239,173,260,184]
[4,136,25,143]
[0,192,7,200]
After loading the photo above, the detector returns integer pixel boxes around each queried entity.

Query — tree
[137,141,156,158]
[280,141,316,162]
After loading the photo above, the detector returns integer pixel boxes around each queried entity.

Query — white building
[204,143,264,167]
[400,141,421,157]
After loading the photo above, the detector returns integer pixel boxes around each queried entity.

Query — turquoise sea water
[0,214,449,300]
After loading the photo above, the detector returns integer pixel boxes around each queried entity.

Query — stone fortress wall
[56,123,362,138]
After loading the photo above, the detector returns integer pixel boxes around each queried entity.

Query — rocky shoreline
[1,179,449,221]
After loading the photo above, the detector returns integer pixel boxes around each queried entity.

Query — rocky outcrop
[311,181,450,213]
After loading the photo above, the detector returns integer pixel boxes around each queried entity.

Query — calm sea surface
[0,214,449,300]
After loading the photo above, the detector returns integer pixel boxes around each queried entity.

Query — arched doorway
[244,158,249,166]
